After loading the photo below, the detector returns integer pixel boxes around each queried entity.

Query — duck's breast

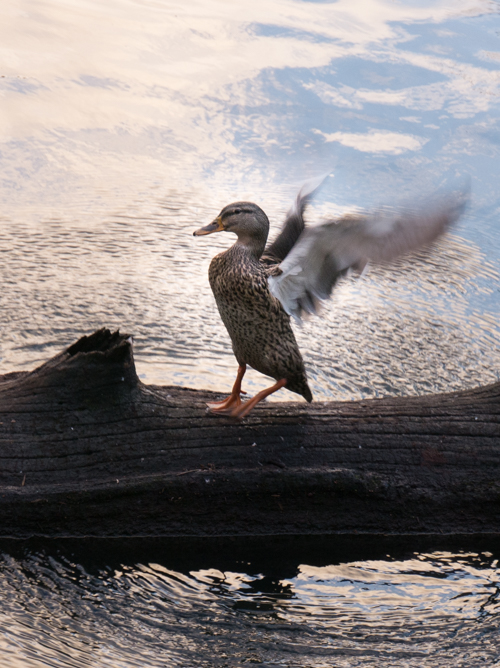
[208,247,310,396]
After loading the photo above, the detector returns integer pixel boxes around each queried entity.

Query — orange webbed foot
[206,364,247,414]
[225,379,288,419]
[206,391,245,413]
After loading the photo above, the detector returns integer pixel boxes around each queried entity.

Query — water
[0,536,499,667]
[1,0,499,401]
[1,0,500,665]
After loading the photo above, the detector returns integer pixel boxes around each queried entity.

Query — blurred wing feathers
[262,173,329,266]
[268,190,468,322]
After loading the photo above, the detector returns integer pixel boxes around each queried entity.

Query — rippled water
[0,537,499,667]
[2,2,500,665]
[1,0,499,401]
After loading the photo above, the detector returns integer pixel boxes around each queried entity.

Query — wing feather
[268,188,469,322]
[261,173,329,266]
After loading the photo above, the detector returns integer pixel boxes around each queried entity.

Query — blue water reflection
[0,0,499,400]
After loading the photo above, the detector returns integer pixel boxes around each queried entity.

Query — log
[0,328,498,538]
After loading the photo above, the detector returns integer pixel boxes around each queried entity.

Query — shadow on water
[0,535,499,667]
[2,533,500,576]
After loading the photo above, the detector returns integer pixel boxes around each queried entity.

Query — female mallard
[194,178,466,418]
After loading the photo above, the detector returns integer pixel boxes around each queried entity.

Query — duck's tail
[287,375,313,403]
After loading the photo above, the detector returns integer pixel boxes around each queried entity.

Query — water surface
[1,0,499,401]
[1,3,500,663]
[1,536,499,667]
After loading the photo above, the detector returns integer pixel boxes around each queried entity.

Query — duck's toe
[207,393,244,413]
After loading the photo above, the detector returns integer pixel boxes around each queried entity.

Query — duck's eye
[233,208,242,215]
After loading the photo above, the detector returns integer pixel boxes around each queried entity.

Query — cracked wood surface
[0,328,499,537]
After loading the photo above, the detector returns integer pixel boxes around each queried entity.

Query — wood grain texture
[0,328,498,537]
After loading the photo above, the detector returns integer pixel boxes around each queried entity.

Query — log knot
[66,328,132,362]
[0,328,138,410]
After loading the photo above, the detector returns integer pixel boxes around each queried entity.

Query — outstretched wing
[261,173,329,267]
[268,188,469,322]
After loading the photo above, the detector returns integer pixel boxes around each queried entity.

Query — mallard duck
[194,177,467,418]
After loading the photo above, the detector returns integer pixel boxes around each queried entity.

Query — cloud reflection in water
[0,0,499,401]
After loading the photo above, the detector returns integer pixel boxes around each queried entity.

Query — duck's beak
[193,216,224,236]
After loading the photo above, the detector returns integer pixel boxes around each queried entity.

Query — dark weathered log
[0,328,499,537]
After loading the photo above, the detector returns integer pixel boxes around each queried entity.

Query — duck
[193,176,467,418]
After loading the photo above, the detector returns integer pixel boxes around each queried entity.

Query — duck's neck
[234,234,267,260]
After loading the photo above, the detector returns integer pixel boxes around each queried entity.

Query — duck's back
[208,244,312,402]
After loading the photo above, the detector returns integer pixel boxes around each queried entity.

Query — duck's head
[194,202,270,258]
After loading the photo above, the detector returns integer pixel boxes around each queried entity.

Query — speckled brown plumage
[209,243,312,401]
[194,179,466,417]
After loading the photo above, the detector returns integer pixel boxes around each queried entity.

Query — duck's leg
[207,365,247,412]
[229,378,287,419]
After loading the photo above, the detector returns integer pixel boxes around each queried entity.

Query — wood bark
[0,328,498,537]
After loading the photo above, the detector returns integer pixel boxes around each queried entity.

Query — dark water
[0,536,499,667]
[1,1,500,665]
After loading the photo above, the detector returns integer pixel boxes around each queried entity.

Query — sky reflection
[2,0,499,200]
[0,0,499,399]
